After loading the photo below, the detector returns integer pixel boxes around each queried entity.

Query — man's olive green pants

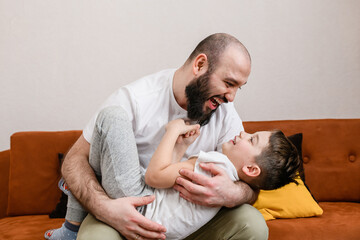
[77,204,268,240]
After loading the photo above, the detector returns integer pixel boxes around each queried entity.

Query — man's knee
[185,204,268,240]
[77,214,124,240]
[229,204,268,240]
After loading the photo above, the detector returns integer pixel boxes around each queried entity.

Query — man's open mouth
[208,97,222,110]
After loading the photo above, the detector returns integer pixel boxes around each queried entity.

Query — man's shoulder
[124,69,175,95]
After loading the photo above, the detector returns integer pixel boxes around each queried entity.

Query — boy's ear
[242,165,261,177]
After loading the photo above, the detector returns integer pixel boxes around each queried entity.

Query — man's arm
[174,162,258,208]
[61,135,167,240]
[61,135,102,210]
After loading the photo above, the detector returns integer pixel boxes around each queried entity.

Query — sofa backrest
[244,119,360,202]
[5,119,360,216]
[7,131,82,216]
[0,150,10,218]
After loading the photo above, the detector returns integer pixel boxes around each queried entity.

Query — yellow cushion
[253,177,323,220]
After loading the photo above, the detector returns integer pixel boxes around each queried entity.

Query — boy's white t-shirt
[83,69,244,174]
[145,151,240,240]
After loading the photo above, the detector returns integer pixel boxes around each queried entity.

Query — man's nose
[225,88,237,102]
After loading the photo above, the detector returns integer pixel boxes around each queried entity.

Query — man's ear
[242,165,261,177]
[193,53,208,75]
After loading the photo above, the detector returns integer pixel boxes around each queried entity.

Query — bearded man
[59,33,268,240]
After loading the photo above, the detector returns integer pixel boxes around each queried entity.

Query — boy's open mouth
[230,136,237,145]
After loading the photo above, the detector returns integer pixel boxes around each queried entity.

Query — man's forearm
[61,135,110,219]
[62,157,106,211]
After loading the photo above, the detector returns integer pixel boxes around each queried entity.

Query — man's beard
[185,70,217,126]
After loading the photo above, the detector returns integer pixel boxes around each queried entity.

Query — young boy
[45,118,300,240]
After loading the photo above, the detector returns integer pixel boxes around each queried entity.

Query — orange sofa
[0,119,359,240]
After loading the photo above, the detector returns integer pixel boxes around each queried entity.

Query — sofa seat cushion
[267,202,360,240]
[0,215,64,240]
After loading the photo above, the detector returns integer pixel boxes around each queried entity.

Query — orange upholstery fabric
[0,215,64,240]
[244,119,360,202]
[0,150,10,219]
[7,131,82,216]
[267,202,360,240]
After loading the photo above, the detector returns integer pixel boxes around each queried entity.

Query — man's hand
[98,195,167,240]
[173,162,255,208]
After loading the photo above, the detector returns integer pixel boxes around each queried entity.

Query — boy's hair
[248,130,301,190]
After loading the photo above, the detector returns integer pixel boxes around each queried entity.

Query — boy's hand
[166,119,200,146]
[177,126,200,146]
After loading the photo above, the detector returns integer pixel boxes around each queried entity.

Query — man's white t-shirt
[83,69,244,175]
[145,151,239,240]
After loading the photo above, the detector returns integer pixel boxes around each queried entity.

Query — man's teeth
[211,97,221,106]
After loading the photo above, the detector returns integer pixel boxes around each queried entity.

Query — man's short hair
[186,33,251,73]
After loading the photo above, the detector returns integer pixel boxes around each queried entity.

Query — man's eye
[250,137,253,143]
[225,82,234,87]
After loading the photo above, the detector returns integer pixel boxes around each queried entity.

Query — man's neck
[172,66,191,110]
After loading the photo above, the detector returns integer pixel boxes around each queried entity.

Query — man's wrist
[91,196,113,223]
[225,181,256,207]
[79,177,112,220]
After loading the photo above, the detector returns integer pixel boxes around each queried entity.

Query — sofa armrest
[0,150,10,219]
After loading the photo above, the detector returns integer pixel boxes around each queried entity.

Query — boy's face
[222,131,272,170]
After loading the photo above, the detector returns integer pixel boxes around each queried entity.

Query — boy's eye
[250,137,254,143]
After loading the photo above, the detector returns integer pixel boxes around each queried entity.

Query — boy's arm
[145,119,200,189]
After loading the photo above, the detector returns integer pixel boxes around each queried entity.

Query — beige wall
[1,0,360,150]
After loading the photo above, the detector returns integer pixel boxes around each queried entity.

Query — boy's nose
[239,131,248,139]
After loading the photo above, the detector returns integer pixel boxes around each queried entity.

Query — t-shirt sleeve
[83,86,137,143]
[196,151,239,181]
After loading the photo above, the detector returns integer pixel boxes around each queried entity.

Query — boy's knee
[97,106,129,124]
[96,106,132,134]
